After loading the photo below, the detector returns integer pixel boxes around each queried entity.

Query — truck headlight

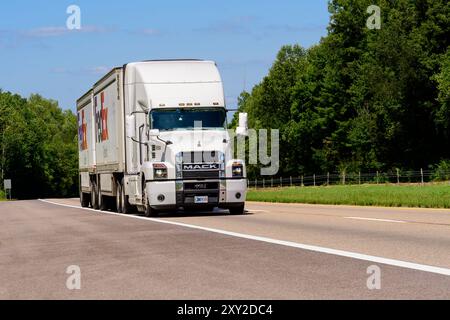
[232,162,244,177]
[153,164,168,180]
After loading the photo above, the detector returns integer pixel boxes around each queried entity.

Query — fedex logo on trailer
[95,92,109,142]
[78,110,88,151]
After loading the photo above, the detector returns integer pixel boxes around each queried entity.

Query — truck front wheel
[229,204,245,215]
[143,187,158,217]
[144,205,159,217]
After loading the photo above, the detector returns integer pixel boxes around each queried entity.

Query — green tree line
[232,0,450,178]
[0,91,78,199]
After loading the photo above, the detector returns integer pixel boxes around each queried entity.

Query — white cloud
[194,16,258,35]
[23,27,68,37]
[86,66,111,75]
[51,66,112,76]
[128,28,163,36]
[140,28,161,36]
[264,24,327,33]
[21,25,115,38]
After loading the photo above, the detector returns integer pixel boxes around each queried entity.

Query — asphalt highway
[0,199,449,299]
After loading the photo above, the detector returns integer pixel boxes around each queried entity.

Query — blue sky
[0,0,330,111]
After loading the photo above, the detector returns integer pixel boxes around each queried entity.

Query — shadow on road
[136,208,253,219]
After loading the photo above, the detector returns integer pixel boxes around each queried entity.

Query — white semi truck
[77,59,247,216]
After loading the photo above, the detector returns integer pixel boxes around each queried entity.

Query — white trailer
[77,60,248,216]
[77,89,96,207]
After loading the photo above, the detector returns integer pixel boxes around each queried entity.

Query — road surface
[0,199,449,299]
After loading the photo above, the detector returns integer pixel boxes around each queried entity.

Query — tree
[436,48,450,134]
[238,0,450,178]
[0,91,78,199]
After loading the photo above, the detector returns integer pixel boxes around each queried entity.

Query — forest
[231,0,450,178]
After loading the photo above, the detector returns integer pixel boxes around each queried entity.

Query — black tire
[91,181,99,209]
[229,204,245,215]
[115,180,123,213]
[121,178,132,214]
[80,192,90,208]
[99,194,107,211]
[98,181,107,211]
[144,204,159,217]
[143,187,158,217]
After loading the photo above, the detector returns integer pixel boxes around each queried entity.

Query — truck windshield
[150,108,227,131]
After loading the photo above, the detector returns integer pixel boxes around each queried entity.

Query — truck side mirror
[236,112,248,136]
[126,115,136,139]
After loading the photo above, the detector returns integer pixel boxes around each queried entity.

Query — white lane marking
[247,209,269,213]
[39,199,450,277]
[345,217,407,224]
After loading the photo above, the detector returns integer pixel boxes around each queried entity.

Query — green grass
[247,183,450,209]
[0,190,6,201]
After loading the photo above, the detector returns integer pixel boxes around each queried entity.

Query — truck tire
[91,181,99,209]
[97,181,107,211]
[99,193,107,211]
[144,204,159,217]
[115,180,123,213]
[80,192,90,208]
[143,187,158,217]
[121,178,132,214]
[229,204,245,215]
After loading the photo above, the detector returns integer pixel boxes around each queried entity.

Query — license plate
[194,196,209,204]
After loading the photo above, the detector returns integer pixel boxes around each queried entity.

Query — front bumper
[146,178,247,210]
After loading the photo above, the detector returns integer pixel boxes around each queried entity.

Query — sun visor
[134,82,225,109]
[125,61,222,84]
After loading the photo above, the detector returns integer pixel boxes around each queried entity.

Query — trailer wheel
[91,181,99,209]
[99,193,107,211]
[98,181,107,211]
[121,178,132,214]
[80,192,90,208]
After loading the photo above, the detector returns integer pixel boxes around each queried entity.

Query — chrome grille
[182,151,220,163]
[183,170,220,179]
[180,151,221,180]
